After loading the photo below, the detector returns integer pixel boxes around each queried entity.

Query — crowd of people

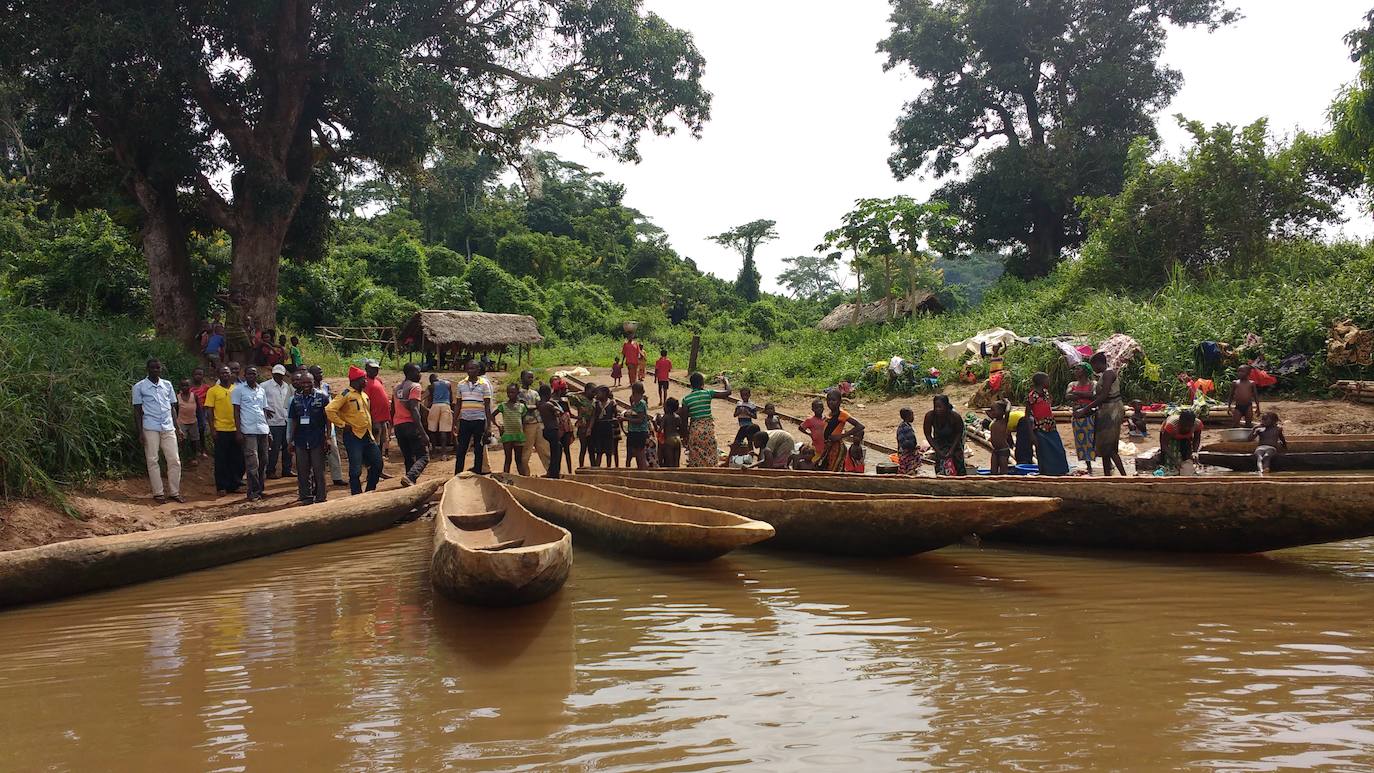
[132,329,1294,503]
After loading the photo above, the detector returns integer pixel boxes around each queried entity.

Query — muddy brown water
[2,522,1372,771]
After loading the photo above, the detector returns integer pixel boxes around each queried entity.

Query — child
[1126,400,1149,440]
[763,403,783,431]
[799,399,826,464]
[792,446,816,471]
[1228,364,1260,427]
[733,387,760,446]
[1251,411,1288,476]
[986,399,1013,475]
[289,336,303,367]
[592,386,618,467]
[657,397,683,467]
[176,379,202,465]
[843,428,866,473]
[494,383,529,475]
[727,439,757,469]
[654,348,672,406]
[611,357,623,387]
[896,408,921,475]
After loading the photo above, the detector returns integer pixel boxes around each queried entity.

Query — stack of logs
[1333,379,1374,405]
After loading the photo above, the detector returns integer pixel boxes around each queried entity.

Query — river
[2,521,1372,771]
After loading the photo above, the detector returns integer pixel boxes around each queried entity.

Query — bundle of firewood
[1333,379,1374,403]
[1327,320,1374,366]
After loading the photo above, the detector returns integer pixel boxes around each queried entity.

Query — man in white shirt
[132,358,183,503]
[261,363,294,479]
[232,366,273,501]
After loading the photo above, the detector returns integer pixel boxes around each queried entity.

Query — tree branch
[194,170,239,233]
[189,62,261,161]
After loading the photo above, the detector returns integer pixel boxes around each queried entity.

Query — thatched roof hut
[402,310,544,354]
[816,293,943,331]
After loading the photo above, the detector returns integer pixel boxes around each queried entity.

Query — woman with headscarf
[1158,409,1204,474]
[681,372,731,467]
[1027,372,1071,475]
[818,389,864,472]
[922,394,967,476]
[1075,351,1127,476]
[1066,362,1098,474]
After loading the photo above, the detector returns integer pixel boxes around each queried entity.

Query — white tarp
[939,328,1028,362]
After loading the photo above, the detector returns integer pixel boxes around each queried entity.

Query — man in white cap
[262,363,294,479]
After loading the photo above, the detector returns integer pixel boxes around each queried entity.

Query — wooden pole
[688,334,701,375]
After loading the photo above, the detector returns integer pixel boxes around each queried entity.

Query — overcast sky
[545,0,1373,290]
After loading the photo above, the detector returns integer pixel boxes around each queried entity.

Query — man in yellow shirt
[326,365,382,494]
[202,365,243,495]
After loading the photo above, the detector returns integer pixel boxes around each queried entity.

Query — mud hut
[403,310,544,369]
[816,293,944,331]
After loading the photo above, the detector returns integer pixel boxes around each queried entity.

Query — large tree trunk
[132,176,199,348]
[228,216,292,338]
[1018,203,1065,279]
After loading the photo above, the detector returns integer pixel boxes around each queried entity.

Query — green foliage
[7,208,148,317]
[465,255,547,320]
[881,0,1238,277]
[494,231,590,281]
[359,286,420,330]
[0,307,196,503]
[426,244,466,277]
[423,275,478,311]
[374,237,430,300]
[777,253,842,300]
[1079,119,1355,287]
[1329,10,1374,200]
[546,281,618,341]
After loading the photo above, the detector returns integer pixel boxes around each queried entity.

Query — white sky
[545,0,1373,290]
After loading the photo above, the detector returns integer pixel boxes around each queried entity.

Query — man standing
[453,360,494,475]
[517,369,548,473]
[309,365,347,487]
[622,333,641,386]
[392,363,430,486]
[132,358,183,504]
[425,372,454,458]
[288,370,330,504]
[203,365,243,496]
[233,365,273,501]
[262,364,294,479]
[363,359,392,463]
[326,365,383,494]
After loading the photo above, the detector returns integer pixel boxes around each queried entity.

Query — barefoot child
[1251,411,1288,475]
[843,428,866,473]
[1228,364,1259,427]
[494,384,529,475]
[799,399,826,466]
[657,397,683,467]
[1126,400,1149,441]
[987,400,1012,475]
[177,379,202,465]
[896,408,921,475]
[611,357,623,387]
[763,403,783,431]
[732,387,760,446]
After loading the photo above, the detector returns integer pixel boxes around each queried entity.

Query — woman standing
[681,372,731,467]
[1075,352,1127,476]
[1027,372,1071,475]
[922,395,966,476]
[818,390,864,472]
[895,408,921,476]
[1066,363,1098,474]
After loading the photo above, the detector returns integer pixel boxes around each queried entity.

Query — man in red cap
[326,365,382,494]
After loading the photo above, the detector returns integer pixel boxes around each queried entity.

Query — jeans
[295,445,327,503]
[454,418,488,474]
[268,425,292,476]
[543,428,563,478]
[213,430,243,493]
[142,429,182,497]
[342,431,382,494]
[393,421,429,482]
[242,433,270,498]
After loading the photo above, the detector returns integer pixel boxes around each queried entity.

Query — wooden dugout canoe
[431,475,571,607]
[0,480,442,609]
[579,468,1374,553]
[591,481,1058,556]
[1198,435,1374,472]
[494,474,774,560]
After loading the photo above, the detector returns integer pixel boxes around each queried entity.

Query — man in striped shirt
[453,360,494,474]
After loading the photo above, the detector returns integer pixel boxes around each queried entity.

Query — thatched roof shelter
[403,310,544,353]
[816,293,944,331]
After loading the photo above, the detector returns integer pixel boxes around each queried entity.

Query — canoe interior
[1196,450,1374,473]
[440,476,567,550]
[574,472,939,501]
[501,474,761,527]
[1203,436,1374,454]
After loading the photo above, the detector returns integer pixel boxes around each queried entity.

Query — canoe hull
[496,474,774,561]
[593,482,1058,556]
[1197,450,1374,472]
[431,476,572,607]
[0,481,442,609]
[579,469,1374,553]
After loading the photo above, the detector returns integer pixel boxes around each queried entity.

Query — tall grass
[0,307,197,505]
